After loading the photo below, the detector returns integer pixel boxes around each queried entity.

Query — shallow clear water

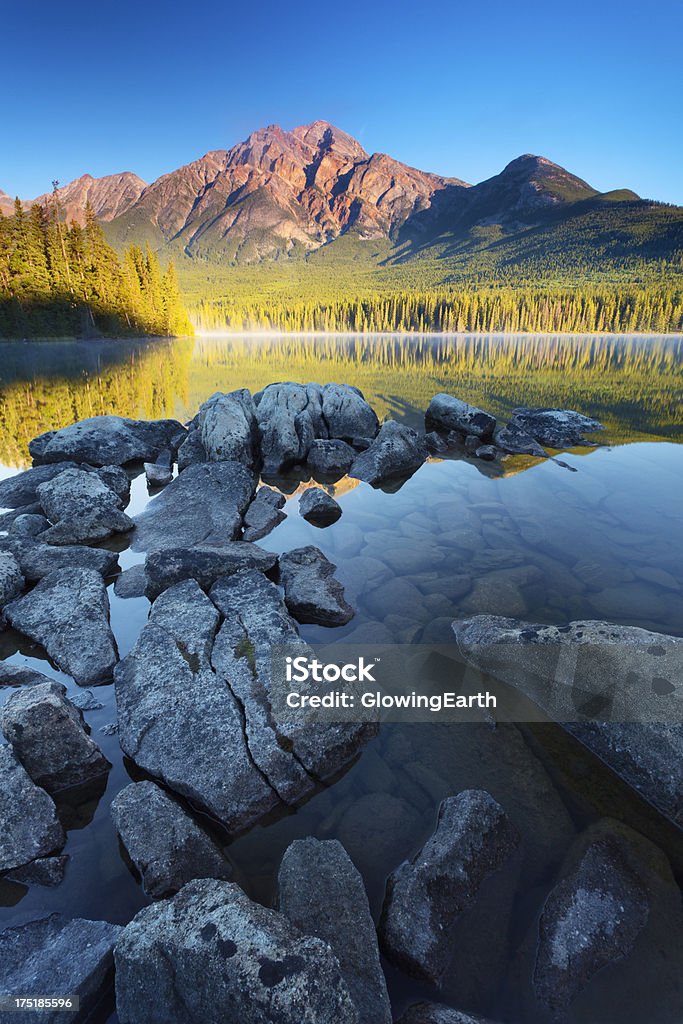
[0,334,682,1023]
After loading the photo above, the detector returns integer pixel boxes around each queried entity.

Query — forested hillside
[0,194,193,339]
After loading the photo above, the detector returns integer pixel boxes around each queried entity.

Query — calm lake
[1,333,682,1023]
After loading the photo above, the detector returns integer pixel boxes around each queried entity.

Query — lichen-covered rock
[144,542,277,599]
[307,438,356,479]
[350,420,426,487]
[111,781,232,899]
[0,536,118,582]
[507,407,603,448]
[426,395,496,440]
[132,461,255,552]
[8,513,49,537]
[114,877,359,1024]
[29,415,186,466]
[0,461,81,507]
[0,744,65,872]
[495,421,548,457]
[278,838,391,1024]
[5,568,118,686]
[242,486,286,542]
[36,466,133,545]
[198,389,259,467]
[1,680,110,792]
[0,914,121,1021]
[0,551,24,607]
[321,383,379,441]
[379,790,520,990]
[278,546,354,626]
[299,487,342,526]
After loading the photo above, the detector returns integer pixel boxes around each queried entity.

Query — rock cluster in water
[1,384,681,1023]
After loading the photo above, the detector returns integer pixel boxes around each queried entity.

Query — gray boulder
[0,914,121,1022]
[307,438,356,479]
[278,546,354,626]
[1,680,110,792]
[29,415,186,466]
[132,461,255,552]
[350,420,426,487]
[242,485,286,542]
[475,444,497,462]
[8,513,49,537]
[5,568,118,686]
[426,394,496,440]
[144,542,277,599]
[36,466,133,545]
[321,383,379,441]
[452,615,683,828]
[299,487,342,526]
[0,744,65,872]
[0,551,24,607]
[111,781,232,899]
[253,382,324,474]
[396,1005,500,1024]
[114,877,359,1024]
[144,462,172,487]
[495,420,548,458]
[177,428,208,471]
[0,663,57,688]
[278,838,391,1024]
[199,389,259,467]
[0,462,129,508]
[379,790,520,989]
[508,407,604,448]
[114,564,148,598]
[6,854,69,888]
[1,537,118,582]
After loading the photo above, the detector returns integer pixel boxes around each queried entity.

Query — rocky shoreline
[0,383,681,1023]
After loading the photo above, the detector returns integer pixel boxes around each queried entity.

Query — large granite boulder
[114,877,359,1024]
[426,395,496,440]
[350,420,426,487]
[0,914,121,1023]
[299,488,342,526]
[1,680,110,793]
[0,551,24,607]
[198,389,259,467]
[277,546,354,626]
[4,568,118,686]
[242,486,286,542]
[29,415,186,466]
[36,467,133,545]
[132,461,256,552]
[1,536,118,582]
[111,781,232,899]
[176,428,208,471]
[253,382,324,475]
[144,542,277,599]
[0,744,65,872]
[507,408,604,448]
[379,790,520,994]
[321,383,379,441]
[307,438,356,479]
[278,838,392,1024]
[452,615,683,828]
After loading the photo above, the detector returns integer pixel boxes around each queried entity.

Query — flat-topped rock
[114,877,359,1024]
[278,546,354,626]
[113,563,148,598]
[29,415,186,467]
[307,438,356,479]
[426,394,497,440]
[1,537,118,582]
[111,781,232,899]
[132,461,255,552]
[1,680,110,793]
[6,854,69,888]
[242,485,286,541]
[0,662,57,688]
[36,466,133,545]
[350,420,426,487]
[144,542,277,599]
[299,487,342,526]
[0,914,121,1022]
[509,407,604,448]
[0,744,65,872]
[5,568,118,686]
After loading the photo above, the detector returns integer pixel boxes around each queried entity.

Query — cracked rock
[7,854,68,888]
[0,536,118,582]
[36,467,133,545]
[242,486,286,542]
[145,542,277,599]
[0,744,65,872]
[111,781,232,899]
[5,568,118,686]
[29,415,186,466]
[277,546,354,626]
[254,382,325,475]
[1,680,110,793]
[114,877,359,1024]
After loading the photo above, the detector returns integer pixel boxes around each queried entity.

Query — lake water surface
[1,333,682,1023]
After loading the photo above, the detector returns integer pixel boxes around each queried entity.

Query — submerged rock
[242,485,286,542]
[299,487,342,526]
[0,551,24,607]
[350,420,426,487]
[199,389,259,467]
[278,546,354,626]
[0,914,121,1021]
[508,407,604,448]
[379,790,520,990]
[132,461,255,552]
[114,877,359,1024]
[1,680,110,793]
[29,415,186,467]
[5,568,118,686]
[307,438,356,479]
[0,744,65,872]
[36,466,133,545]
[278,838,392,1024]
[111,781,232,899]
[0,536,118,582]
[426,394,496,440]
[144,542,277,599]
[452,615,683,828]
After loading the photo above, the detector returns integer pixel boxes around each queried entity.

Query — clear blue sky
[2,0,682,203]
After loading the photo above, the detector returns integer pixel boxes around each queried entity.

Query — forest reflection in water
[0,332,681,467]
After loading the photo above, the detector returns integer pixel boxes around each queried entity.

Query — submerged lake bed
[0,332,682,1024]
